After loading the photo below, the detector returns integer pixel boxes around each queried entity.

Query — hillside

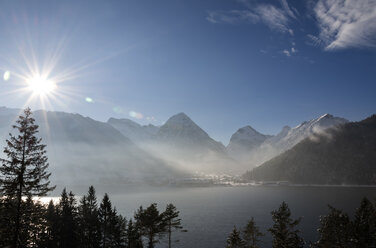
[246,115,376,184]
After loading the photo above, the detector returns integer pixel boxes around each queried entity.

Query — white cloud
[255,4,290,33]
[206,10,259,24]
[207,0,299,34]
[282,49,291,56]
[280,0,297,19]
[314,0,376,50]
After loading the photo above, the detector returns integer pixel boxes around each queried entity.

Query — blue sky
[0,0,375,144]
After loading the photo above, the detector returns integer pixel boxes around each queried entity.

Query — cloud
[314,0,376,50]
[206,10,259,24]
[280,0,297,19]
[207,0,298,34]
[254,4,290,33]
[282,49,291,56]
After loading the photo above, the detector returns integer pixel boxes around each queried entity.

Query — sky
[0,0,375,144]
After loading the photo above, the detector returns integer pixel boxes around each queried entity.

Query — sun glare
[26,75,56,96]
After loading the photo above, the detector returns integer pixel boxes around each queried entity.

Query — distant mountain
[157,113,225,152]
[228,114,349,168]
[0,107,181,186]
[227,126,272,161]
[246,115,376,185]
[142,113,239,174]
[107,117,158,144]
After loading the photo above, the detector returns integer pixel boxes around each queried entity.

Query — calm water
[86,185,375,248]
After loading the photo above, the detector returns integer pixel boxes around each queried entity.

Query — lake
[74,185,375,248]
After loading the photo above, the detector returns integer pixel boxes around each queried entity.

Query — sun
[26,75,56,96]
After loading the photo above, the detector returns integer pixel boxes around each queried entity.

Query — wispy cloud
[207,0,298,34]
[206,10,259,24]
[254,4,290,33]
[313,0,376,50]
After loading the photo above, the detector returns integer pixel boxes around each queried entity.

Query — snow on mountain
[238,114,349,168]
[264,114,349,152]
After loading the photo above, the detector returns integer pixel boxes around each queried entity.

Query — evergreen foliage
[352,197,376,247]
[127,219,144,248]
[226,226,245,248]
[243,217,264,248]
[0,108,55,247]
[163,203,183,248]
[78,186,101,248]
[134,203,166,248]
[269,201,304,248]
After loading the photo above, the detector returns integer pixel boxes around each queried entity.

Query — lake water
[83,185,376,248]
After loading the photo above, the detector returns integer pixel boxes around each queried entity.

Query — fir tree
[0,197,16,246]
[243,217,263,248]
[0,108,55,247]
[127,219,143,248]
[78,186,101,248]
[352,197,376,247]
[111,208,127,248]
[39,200,59,248]
[315,205,352,248]
[99,193,114,248]
[58,188,79,248]
[226,226,245,248]
[269,201,304,248]
[134,203,165,248]
[162,203,183,248]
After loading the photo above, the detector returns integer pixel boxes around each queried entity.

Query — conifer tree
[135,203,165,248]
[315,205,353,248]
[352,197,376,247]
[127,219,143,248]
[226,226,245,248]
[78,186,101,248]
[111,208,127,248]
[269,201,304,248]
[58,188,79,248]
[0,108,55,247]
[0,197,16,246]
[162,203,183,248]
[99,193,114,248]
[39,200,59,248]
[243,217,263,248]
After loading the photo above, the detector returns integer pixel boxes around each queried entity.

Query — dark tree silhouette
[135,203,165,248]
[269,201,304,248]
[39,200,59,247]
[243,217,264,248]
[0,108,55,247]
[78,186,101,248]
[111,208,127,248]
[127,219,144,248]
[163,203,183,248]
[315,205,352,248]
[226,226,245,248]
[58,189,79,248]
[352,197,376,247]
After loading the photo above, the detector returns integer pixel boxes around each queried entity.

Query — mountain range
[0,106,372,185]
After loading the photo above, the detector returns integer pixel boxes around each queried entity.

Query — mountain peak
[234,125,264,137]
[168,112,191,121]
